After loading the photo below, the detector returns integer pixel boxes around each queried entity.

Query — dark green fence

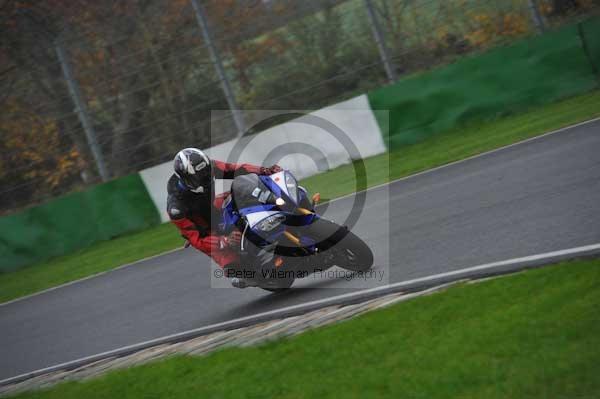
[368,17,600,149]
[0,174,160,272]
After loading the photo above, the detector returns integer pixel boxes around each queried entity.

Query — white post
[190,0,246,137]
[364,0,397,83]
[528,0,545,33]
[55,38,109,181]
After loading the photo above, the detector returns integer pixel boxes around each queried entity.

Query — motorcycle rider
[167,148,282,281]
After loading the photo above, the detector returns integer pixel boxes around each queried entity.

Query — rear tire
[260,276,295,292]
[263,287,291,293]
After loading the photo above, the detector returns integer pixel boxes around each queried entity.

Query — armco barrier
[368,17,600,149]
[0,174,160,272]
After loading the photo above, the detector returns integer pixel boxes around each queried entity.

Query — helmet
[173,148,212,193]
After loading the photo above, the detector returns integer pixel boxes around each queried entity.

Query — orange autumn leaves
[1,99,83,191]
[465,13,529,48]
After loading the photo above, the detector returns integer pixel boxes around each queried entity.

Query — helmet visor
[181,164,211,192]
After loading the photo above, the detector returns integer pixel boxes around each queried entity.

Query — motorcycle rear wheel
[260,276,295,292]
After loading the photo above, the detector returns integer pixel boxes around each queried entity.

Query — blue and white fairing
[221,171,317,250]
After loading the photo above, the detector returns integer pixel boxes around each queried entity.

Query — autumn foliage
[1,0,597,214]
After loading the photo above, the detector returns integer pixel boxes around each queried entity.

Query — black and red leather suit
[167,160,277,268]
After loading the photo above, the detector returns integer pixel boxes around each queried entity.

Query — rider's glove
[261,164,282,175]
[220,231,242,249]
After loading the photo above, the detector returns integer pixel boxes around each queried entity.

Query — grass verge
[1,90,599,304]
[10,258,600,398]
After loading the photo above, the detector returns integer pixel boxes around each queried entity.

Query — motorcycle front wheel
[306,219,374,272]
[326,229,373,272]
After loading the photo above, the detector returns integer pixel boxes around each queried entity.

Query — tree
[0,0,228,213]
[551,0,580,15]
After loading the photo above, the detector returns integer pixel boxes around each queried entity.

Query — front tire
[306,219,374,272]
[327,229,373,272]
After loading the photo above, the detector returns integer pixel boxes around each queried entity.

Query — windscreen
[231,174,272,210]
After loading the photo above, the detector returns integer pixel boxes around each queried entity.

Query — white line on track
[0,248,183,307]
[2,242,599,386]
[329,115,600,203]
[2,116,599,308]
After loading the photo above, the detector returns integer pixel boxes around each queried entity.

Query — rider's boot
[230,277,248,289]
[225,264,259,289]
[226,266,248,289]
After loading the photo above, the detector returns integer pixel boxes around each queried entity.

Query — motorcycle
[220,169,373,292]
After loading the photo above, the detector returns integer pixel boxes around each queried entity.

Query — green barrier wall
[0,174,160,272]
[579,18,600,76]
[368,17,600,149]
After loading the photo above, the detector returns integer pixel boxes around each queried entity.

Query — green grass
[1,90,599,304]
[11,258,600,399]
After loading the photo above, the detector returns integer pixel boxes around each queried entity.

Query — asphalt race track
[1,120,599,380]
